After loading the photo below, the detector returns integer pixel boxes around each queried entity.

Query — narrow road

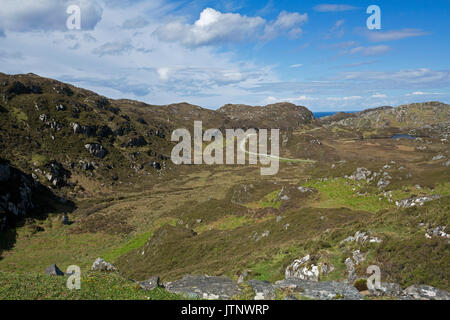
[239,134,316,163]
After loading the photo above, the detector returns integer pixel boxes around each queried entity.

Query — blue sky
[0,0,449,111]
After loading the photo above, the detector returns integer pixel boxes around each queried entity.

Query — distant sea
[313,111,357,118]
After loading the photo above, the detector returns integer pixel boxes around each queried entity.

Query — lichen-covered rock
[163,275,241,300]
[285,255,320,281]
[138,276,160,291]
[275,279,363,300]
[404,285,450,300]
[248,279,276,300]
[369,282,404,297]
[91,258,117,272]
[396,195,440,208]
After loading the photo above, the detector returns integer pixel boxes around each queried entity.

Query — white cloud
[157,67,171,81]
[327,96,362,101]
[0,0,103,32]
[366,29,428,42]
[122,16,150,29]
[155,8,265,46]
[313,4,358,12]
[340,68,450,86]
[92,40,133,56]
[326,19,345,39]
[371,93,387,98]
[406,91,444,96]
[263,11,308,40]
[155,8,307,46]
[290,64,303,68]
[345,45,390,56]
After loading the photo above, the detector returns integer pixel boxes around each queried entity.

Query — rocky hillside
[332,102,449,131]
[218,102,314,129]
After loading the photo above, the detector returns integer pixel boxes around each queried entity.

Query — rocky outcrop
[340,231,382,244]
[404,285,450,300]
[369,282,404,297]
[396,195,440,208]
[92,258,117,272]
[138,276,160,291]
[43,161,71,188]
[126,136,147,147]
[85,143,108,159]
[45,264,64,276]
[274,278,363,300]
[218,102,314,129]
[248,279,276,300]
[163,275,242,300]
[0,161,36,230]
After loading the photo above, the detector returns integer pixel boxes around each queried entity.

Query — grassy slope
[0,271,183,300]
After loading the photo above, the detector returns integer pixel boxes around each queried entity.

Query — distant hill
[219,102,314,129]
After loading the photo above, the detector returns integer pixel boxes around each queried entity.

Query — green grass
[0,271,184,300]
[31,153,49,166]
[102,218,179,263]
[102,231,154,263]
[11,107,28,122]
[259,190,281,209]
[304,178,392,213]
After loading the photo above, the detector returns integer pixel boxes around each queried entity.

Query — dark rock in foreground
[45,264,64,276]
[248,279,276,300]
[164,275,242,300]
[274,278,363,300]
[139,276,160,291]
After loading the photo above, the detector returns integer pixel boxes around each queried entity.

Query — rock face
[341,231,382,244]
[0,161,36,230]
[248,280,276,300]
[45,264,64,276]
[247,280,275,300]
[369,282,404,297]
[43,161,71,188]
[91,258,117,272]
[164,275,242,300]
[127,136,147,147]
[404,285,450,300]
[285,255,319,281]
[85,143,108,159]
[138,276,160,291]
[275,279,363,300]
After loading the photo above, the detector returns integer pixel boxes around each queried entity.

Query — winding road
[238,133,317,164]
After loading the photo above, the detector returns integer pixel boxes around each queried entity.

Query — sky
[0,0,449,111]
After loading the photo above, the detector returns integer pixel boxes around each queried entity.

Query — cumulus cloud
[366,29,428,42]
[0,0,103,33]
[155,8,265,46]
[263,11,308,40]
[155,8,307,46]
[313,4,358,12]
